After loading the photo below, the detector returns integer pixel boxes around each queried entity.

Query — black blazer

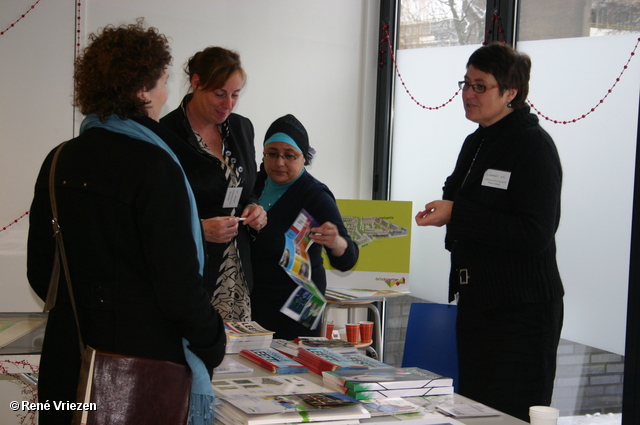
[161,101,258,292]
[27,116,225,425]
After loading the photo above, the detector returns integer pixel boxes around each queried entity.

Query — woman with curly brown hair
[27,20,225,425]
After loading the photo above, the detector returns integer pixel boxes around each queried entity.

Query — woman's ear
[506,88,518,104]
[137,88,149,103]
[190,74,201,91]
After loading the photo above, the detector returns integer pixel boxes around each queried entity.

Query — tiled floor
[558,413,621,425]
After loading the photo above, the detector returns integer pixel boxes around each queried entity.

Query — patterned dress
[193,122,251,321]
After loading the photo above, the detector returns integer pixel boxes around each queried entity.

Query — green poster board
[324,200,412,292]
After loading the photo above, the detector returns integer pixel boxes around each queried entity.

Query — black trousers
[456,298,564,422]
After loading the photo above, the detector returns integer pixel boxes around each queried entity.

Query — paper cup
[345,323,360,344]
[325,323,334,339]
[359,321,374,344]
[529,406,559,425]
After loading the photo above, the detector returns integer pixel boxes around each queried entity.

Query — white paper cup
[529,406,559,425]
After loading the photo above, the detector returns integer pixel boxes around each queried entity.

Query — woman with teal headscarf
[250,114,359,340]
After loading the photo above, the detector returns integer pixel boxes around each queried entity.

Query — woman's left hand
[241,204,267,231]
[310,222,347,257]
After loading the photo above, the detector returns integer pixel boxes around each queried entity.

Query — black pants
[456,298,564,422]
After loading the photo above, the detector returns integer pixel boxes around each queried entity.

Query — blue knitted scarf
[80,114,214,425]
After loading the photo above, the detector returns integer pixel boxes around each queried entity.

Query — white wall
[0,0,379,312]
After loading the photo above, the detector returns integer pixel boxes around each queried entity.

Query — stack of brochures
[225,321,275,354]
[216,392,371,425]
[321,367,454,400]
[239,348,309,374]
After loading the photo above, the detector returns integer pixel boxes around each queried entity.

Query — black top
[161,97,259,293]
[444,106,565,309]
[27,116,226,425]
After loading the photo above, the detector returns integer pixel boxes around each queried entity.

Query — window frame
[372,1,640,422]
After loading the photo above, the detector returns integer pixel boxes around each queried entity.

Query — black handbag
[44,142,192,425]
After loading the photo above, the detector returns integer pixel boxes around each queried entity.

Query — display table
[0,313,44,425]
[214,354,529,425]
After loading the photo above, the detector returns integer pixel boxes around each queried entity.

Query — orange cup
[325,322,334,339]
[359,321,374,344]
[345,323,360,344]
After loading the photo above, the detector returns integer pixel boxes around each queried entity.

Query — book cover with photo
[218,393,370,425]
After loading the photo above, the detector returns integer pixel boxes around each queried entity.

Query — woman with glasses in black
[249,114,359,340]
[415,42,564,422]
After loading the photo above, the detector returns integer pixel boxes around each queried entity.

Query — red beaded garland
[0,211,29,234]
[1,0,42,36]
[384,14,638,125]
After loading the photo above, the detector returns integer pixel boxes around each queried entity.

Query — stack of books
[216,392,371,425]
[321,367,454,400]
[293,347,368,375]
[225,321,275,354]
[239,348,309,374]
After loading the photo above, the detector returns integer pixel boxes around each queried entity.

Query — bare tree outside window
[399,0,486,49]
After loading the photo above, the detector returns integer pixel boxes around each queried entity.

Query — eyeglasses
[458,81,500,93]
[263,152,300,162]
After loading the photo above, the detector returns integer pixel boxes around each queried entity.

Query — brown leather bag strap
[44,142,85,355]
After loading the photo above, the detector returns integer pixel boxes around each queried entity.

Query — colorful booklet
[239,348,308,374]
[322,367,453,391]
[218,393,370,425]
[278,209,327,331]
[294,347,368,374]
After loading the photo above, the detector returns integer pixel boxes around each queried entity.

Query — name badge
[482,169,511,190]
[223,187,243,208]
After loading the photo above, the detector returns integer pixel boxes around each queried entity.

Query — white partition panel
[391,34,640,355]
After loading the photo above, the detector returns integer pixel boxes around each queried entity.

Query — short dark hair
[73,18,171,120]
[185,46,246,92]
[467,42,531,109]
